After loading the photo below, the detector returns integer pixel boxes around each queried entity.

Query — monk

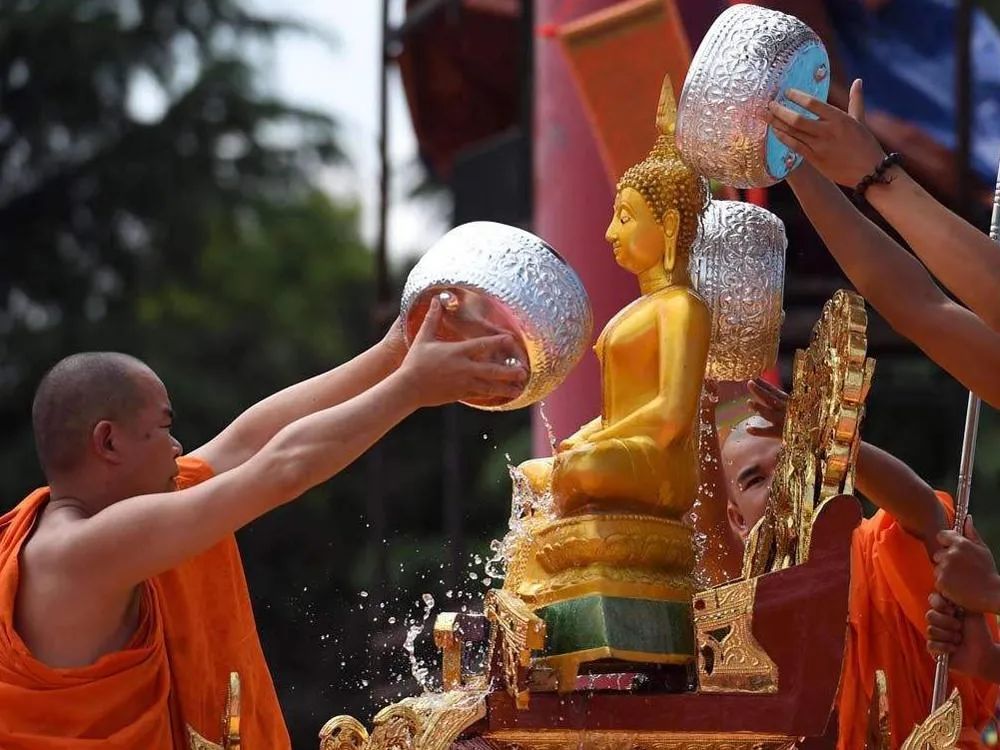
[0,299,527,749]
[926,516,1000,684]
[723,378,998,748]
[765,79,1000,408]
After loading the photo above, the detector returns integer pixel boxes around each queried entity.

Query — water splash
[403,593,436,691]
[538,401,558,452]
[484,462,556,581]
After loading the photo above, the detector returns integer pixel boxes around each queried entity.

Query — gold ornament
[900,689,962,750]
[692,578,777,694]
[744,290,875,577]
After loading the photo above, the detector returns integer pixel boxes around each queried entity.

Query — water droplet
[360,590,369,598]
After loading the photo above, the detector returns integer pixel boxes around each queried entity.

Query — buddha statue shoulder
[521,76,711,521]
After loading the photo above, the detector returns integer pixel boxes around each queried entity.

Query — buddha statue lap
[513,77,711,688]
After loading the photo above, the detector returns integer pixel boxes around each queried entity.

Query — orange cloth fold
[0,457,290,749]
[838,492,999,749]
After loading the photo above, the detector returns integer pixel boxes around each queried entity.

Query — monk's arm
[854,442,947,554]
[192,326,405,473]
[865,168,1000,332]
[786,163,1000,408]
[50,369,423,592]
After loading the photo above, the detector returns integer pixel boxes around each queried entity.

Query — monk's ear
[92,420,123,464]
[726,502,746,536]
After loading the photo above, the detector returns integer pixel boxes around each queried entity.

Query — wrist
[384,366,426,412]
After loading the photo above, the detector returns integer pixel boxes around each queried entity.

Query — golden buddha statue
[511,77,711,688]
[521,76,710,520]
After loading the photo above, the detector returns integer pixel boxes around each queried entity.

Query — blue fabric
[827,0,1000,182]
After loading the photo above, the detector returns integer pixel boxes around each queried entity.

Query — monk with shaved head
[719,379,997,747]
[0,301,526,749]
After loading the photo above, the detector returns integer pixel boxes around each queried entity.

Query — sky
[251,0,451,262]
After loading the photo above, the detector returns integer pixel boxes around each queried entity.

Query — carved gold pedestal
[512,513,696,689]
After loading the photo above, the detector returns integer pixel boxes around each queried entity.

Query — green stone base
[536,594,695,662]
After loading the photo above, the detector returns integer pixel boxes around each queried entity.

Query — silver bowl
[691,200,787,381]
[676,4,831,188]
[401,222,593,411]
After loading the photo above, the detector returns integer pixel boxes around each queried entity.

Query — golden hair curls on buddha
[521,76,711,522]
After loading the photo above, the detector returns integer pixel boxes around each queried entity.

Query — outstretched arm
[782,163,1000,408]
[43,302,528,593]
[748,379,945,553]
[190,321,408,473]
[768,79,1000,331]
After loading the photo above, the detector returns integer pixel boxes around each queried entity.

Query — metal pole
[929,159,1000,710]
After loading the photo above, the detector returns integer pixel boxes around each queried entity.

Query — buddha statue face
[606,187,680,275]
[607,76,708,285]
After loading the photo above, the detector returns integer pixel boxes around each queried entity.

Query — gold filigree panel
[485,589,546,709]
[744,290,875,577]
[319,689,487,750]
[900,690,962,750]
[692,578,777,693]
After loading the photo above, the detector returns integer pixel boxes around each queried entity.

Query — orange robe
[0,457,291,749]
[838,492,999,749]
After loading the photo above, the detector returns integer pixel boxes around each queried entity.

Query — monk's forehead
[721,431,779,473]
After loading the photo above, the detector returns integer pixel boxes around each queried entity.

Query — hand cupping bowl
[401,222,593,411]
[676,3,831,188]
[690,200,787,382]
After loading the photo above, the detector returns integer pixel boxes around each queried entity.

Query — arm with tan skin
[33,302,527,594]
[768,80,1000,331]
[779,163,1000,408]
[748,379,945,553]
[191,320,408,473]
[585,296,710,446]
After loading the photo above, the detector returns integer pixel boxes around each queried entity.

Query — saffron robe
[838,492,999,748]
[0,457,291,749]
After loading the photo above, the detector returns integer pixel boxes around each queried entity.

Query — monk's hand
[933,516,1000,614]
[766,79,887,188]
[926,593,997,680]
[745,378,788,438]
[400,298,528,407]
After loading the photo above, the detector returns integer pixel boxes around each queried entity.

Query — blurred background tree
[0,1,531,745]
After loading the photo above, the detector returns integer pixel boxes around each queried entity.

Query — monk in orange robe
[0,300,526,749]
[721,378,998,748]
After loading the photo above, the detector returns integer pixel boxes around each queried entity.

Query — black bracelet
[853,152,902,204]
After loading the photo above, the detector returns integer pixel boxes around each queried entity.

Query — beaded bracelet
[853,152,902,204]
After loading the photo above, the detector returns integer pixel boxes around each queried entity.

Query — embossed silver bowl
[691,201,787,381]
[676,4,830,188]
[401,222,593,411]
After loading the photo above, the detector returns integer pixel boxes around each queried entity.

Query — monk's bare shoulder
[16,507,140,668]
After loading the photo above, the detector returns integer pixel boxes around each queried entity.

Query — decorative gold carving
[692,578,777,693]
[319,689,487,750]
[483,729,798,750]
[485,589,546,709]
[865,670,890,750]
[535,514,695,575]
[744,290,875,577]
[320,716,370,750]
[434,613,462,690]
[900,689,962,750]
[187,672,242,750]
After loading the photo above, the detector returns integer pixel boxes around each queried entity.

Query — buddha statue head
[606,76,709,285]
